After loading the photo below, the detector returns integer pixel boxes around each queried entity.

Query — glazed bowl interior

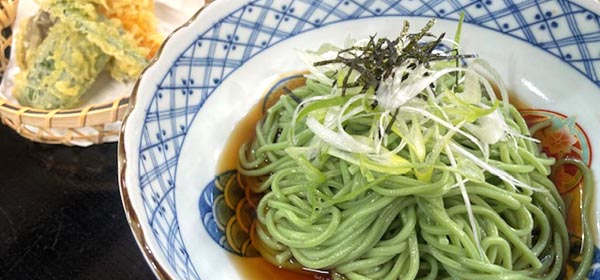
[120,0,600,279]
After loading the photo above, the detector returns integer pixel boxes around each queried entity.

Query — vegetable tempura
[13,0,161,109]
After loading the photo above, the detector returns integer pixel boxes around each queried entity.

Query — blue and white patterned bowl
[119,0,600,279]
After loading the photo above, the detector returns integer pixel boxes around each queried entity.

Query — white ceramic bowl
[119,0,600,279]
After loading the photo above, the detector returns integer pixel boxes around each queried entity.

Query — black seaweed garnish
[314,19,475,96]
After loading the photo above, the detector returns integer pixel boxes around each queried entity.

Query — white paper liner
[0,0,206,146]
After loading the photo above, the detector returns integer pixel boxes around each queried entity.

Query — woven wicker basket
[0,0,129,146]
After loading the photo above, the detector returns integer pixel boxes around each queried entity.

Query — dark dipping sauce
[217,74,331,280]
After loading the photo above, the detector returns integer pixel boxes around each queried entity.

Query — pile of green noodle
[238,21,593,280]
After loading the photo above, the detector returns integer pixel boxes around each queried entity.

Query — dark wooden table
[0,124,155,279]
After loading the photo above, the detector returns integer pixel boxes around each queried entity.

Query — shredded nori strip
[314,19,475,96]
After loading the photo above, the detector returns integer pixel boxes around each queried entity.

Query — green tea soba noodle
[237,20,594,280]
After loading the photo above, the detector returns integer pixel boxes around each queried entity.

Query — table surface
[0,124,155,279]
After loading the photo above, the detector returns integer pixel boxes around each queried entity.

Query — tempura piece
[13,21,111,109]
[99,0,162,59]
[12,0,155,109]
[15,11,54,70]
[40,0,148,81]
